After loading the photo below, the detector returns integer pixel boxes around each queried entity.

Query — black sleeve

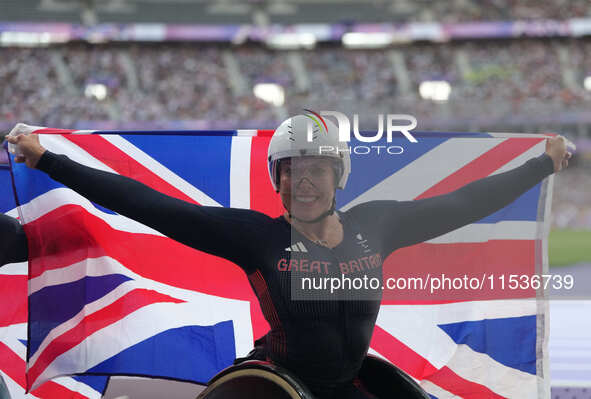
[351,154,555,254]
[36,151,269,272]
[0,213,28,266]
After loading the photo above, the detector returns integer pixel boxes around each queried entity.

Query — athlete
[3,116,571,399]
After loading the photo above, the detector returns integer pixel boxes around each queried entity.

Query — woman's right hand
[5,134,46,169]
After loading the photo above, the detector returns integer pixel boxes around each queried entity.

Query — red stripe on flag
[0,341,26,387]
[2,340,101,398]
[33,380,94,399]
[416,138,543,199]
[425,366,508,399]
[63,135,199,205]
[25,205,257,301]
[371,327,508,399]
[0,275,28,327]
[249,137,283,217]
[256,130,275,137]
[27,288,183,390]
[33,128,77,135]
[370,325,438,379]
[381,240,536,303]
[0,343,94,398]
[250,301,269,342]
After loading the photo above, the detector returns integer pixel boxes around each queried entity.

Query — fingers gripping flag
[7,126,552,398]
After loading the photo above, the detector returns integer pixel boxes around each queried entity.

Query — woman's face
[279,157,337,222]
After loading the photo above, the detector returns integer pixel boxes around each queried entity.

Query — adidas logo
[285,242,308,253]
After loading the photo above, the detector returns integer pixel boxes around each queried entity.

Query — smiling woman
[266,114,351,248]
[279,157,338,222]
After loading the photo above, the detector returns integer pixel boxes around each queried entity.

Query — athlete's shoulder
[205,206,282,226]
[342,200,404,218]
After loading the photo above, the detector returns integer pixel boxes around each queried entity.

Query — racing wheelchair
[196,353,430,399]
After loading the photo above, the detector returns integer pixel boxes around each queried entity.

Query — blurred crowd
[0,47,111,128]
[1,40,589,228]
[2,39,590,130]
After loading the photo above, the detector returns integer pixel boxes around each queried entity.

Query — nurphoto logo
[304,109,418,155]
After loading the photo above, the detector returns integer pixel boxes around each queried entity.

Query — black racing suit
[0,213,28,266]
[1,151,554,398]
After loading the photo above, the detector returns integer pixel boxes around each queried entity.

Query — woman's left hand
[545,135,572,173]
[5,134,46,169]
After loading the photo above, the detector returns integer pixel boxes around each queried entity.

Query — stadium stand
[2,40,591,131]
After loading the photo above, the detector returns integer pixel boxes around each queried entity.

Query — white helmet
[267,114,351,192]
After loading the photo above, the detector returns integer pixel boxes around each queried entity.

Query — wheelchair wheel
[196,360,315,399]
[358,354,431,399]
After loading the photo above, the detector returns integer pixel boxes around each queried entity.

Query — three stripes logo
[285,242,308,253]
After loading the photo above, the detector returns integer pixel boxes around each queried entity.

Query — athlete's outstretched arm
[356,136,570,252]
[0,213,28,266]
[392,153,554,248]
[6,134,266,271]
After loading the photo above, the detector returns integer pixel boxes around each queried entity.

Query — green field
[549,230,591,267]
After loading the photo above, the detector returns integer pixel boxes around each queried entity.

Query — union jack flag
[1,160,109,398]
[6,124,552,398]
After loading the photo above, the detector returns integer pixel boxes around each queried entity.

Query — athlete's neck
[284,212,343,248]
